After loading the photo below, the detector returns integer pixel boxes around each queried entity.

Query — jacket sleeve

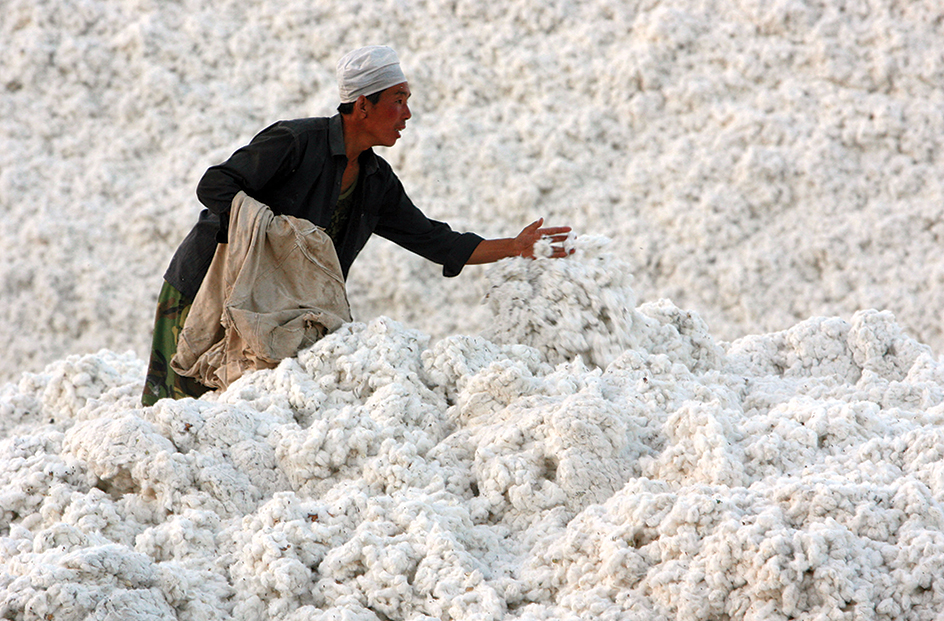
[196,122,301,215]
[373,174,484,277]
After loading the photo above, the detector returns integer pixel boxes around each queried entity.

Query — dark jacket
[165,115,483,300]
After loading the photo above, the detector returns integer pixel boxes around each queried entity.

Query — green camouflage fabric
[141,281,212,406]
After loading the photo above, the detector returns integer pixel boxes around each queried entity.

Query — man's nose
[403,105,412,120]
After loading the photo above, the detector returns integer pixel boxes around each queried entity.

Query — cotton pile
[4,237,944,620]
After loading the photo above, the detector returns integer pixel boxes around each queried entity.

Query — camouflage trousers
[141,281,211,406]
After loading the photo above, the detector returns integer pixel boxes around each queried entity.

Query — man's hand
[467,218,574,265]
[514,218,573,259]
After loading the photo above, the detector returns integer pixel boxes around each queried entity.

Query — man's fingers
[537,226,572,237]
[525,221,574,260]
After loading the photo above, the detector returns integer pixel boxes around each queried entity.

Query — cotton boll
[892,524,944,612]
[0,350,144,434]
[897,433,944,509]
[648,399,747,488]
[362,379,449,451]
[642,490,798,618]
[767,478,905,543]
[230,438,291,498]
[455,359,546,426]
[788,399,888,453]
[3,543,163,621]
[888,352,944,410]
[19,581,99,621]
[144,398,291,503]
[0,430,94,535]
[62,413,204,517]
[63,415,172,492]
[481,237,640,369]
[272,365,447,497]
[310,578,367,613]
[741,403,820,483]
[196,404,267,452]
[361,440,431,496]
[421,334,550,404]
[57,543,157,588]
[297,318,432,403]
[31,523,89,555]
[848,309,932,382]
[226,492,346,617]
[198,403,290,491]
[520,478,679,613]
[725,316,861,382]
[190,454,261,518]
[150,401,292,514]
[143,398,212,454]
[314,490,505,621]
[532,230,576,259]
[0,525,32,571]
[423,429,480,502]
[85,587,177,621]
[134,510,221,563]
[788,522,877,614]
[543,392,648,504]
[220,358,334,427]
[264,556,312,597]
[272,405,380,495]
[154,560,232,621]
[722,331,786,379]
[58,488,148,548]
[115,490,169,532]
[0,380,44,438]
[741,391,921,485]
[232,541,316,616]
[437,581,506,621]
[41,351,145,425]
[635,300,724,375]
[601,352,706,430]
[467,383,649,521]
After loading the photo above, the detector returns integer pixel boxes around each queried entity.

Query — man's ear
[355,95,370,117]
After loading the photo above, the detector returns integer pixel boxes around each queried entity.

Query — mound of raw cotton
[482,235,721,372]
[4,241,944,621]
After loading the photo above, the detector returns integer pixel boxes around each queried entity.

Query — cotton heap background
[3,0,944,620]
[1,0,942,380]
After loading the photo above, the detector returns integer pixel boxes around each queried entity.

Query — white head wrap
[337,46,407,104]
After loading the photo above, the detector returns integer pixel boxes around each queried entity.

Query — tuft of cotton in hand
[532,230,577,259]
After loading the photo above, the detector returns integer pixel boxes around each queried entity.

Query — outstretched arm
[466,218,573,265]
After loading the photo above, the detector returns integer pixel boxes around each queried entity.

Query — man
[142,45,571,406]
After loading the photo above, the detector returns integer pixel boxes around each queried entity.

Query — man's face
[364,82,412,147]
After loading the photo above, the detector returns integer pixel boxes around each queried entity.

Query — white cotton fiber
[3,286,944,619]
[5,0,944,620]
[481,236,639,369]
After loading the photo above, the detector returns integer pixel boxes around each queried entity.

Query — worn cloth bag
[172,191,352,389]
